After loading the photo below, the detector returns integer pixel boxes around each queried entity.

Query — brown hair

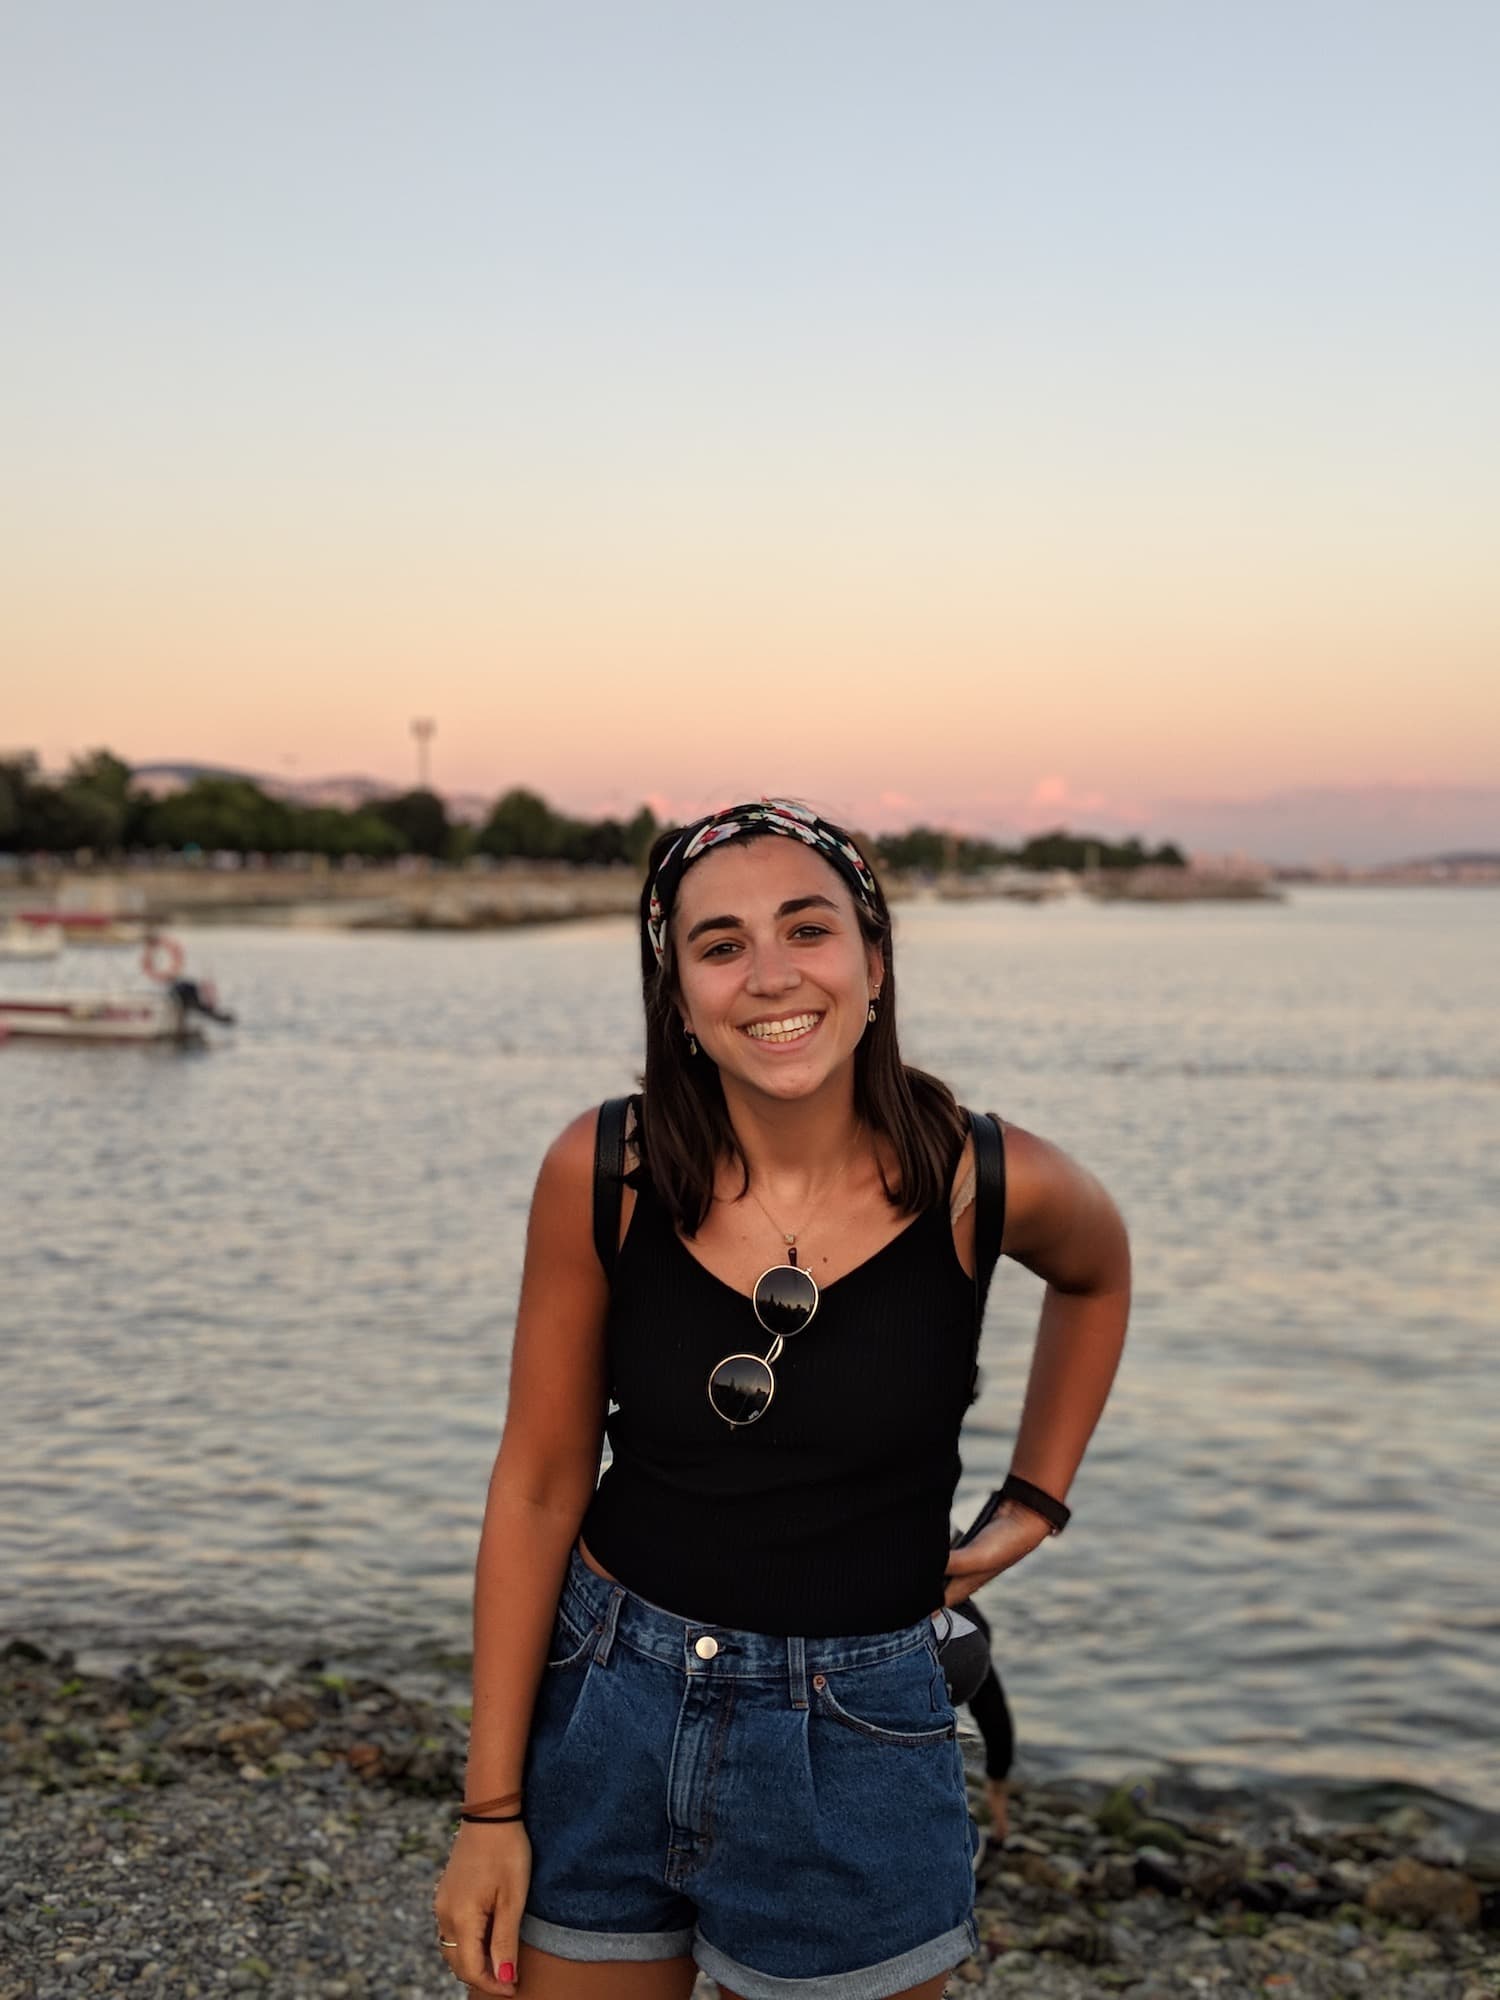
[634,819,966,1234]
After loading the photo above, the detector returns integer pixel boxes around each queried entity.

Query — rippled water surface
[3,888,1497,1807]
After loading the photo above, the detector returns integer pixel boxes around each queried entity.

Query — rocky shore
[3,1635,1495,2000]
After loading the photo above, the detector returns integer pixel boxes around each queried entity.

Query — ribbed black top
[580,1162,978,1636]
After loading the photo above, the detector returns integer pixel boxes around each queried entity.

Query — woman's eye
[791,925,829,940]
[702,940,740,958]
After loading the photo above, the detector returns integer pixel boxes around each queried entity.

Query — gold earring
[867,996,878,1023]
[686,1027,698,1056]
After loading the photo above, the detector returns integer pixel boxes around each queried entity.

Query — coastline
[0,860,1296,937]
[4,1636,1496,1999]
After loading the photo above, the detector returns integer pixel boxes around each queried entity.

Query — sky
[3,1,1497,862]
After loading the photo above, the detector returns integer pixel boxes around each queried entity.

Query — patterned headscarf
[646,798,881,968]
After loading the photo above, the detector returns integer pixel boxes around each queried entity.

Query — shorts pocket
[545,1598,600,1671]
[812,1652,958,1748]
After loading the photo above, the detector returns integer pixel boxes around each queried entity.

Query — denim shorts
[519,1548,979,2000]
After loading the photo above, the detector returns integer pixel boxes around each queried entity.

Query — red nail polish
[499,1963,515,1982]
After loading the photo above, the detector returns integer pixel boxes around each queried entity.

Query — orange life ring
[142,935,185,983]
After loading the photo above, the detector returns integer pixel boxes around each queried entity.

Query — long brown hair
[634,818,966,1234]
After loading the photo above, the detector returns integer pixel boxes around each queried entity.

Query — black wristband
[1000,1473,1071,1536]
[458,1810,524,1823]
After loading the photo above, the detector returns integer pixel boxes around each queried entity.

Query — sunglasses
[707,1261,820,1426]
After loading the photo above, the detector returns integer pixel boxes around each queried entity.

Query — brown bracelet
[459,1810,524,1824]
[459,1790,523,1815]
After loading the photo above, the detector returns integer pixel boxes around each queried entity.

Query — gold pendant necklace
[745,1128,864,1268]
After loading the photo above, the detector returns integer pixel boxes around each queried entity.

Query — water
[2,889,1497,1810]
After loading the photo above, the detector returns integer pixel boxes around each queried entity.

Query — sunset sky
[4,3,1497,860]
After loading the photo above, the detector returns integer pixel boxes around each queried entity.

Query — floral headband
[646,798,881,968]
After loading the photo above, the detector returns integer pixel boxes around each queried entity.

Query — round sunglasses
[706,1260,819,1426]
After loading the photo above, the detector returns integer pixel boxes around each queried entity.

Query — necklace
[744,1128,865,1268]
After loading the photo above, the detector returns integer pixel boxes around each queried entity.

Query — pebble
[4,1635,1498,2000]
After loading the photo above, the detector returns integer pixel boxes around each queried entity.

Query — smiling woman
[433,797,1132,2000]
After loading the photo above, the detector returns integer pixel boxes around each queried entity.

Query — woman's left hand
[942,1503,1053,1607]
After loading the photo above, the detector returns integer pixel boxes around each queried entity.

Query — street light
[411,718,435,790]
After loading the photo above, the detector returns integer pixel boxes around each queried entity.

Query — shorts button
[694,1635,719,1659]
[812,1673,826,1689]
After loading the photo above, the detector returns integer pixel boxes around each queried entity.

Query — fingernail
[499,1963,515,1982]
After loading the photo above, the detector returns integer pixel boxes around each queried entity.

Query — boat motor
[168,978,236,1026]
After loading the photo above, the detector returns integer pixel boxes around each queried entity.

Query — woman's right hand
[434,1820,532,1996]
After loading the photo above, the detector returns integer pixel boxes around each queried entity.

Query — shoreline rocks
[3,1636,1496,1998]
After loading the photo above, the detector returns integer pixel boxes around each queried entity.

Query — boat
[0,934,235,1046]
[0,919,64,960]
[15,909,146,947]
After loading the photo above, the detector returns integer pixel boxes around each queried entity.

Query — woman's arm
[945,1122,1130,1605]
[465,1107,611,1798]
[435,1108,609,1995]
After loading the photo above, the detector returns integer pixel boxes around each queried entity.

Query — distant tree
[0,751,126,853]
[0,753,43,850]
[446,819,478,865]
[477,787,565,860]
[1016,828,1189,872]
[1017,829,1081,871]
[144,777,295,854]
[954,835,1013,872]
[287,805,407,859]
[624,805,659,868]
[561,816,628,865]
[52,749,139,853]
[875,826,949,873]
[372,787,450,858]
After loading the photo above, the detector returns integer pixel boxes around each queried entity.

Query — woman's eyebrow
[684,894,839,945]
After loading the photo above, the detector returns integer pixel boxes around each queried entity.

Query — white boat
[16,909,145,947]
[0,991,197,1043]
[0,919,64,960]
[0,935,235,1046]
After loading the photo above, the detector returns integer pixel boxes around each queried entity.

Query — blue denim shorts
[519,1548,979,1999]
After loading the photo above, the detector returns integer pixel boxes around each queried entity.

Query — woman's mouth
[738,1011,824,1049]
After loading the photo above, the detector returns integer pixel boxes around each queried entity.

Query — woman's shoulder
[543,1096,642,1171]
[537,1099,648,1232]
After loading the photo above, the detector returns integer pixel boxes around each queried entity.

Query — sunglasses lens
[708,1354,776,1426]
[753,1265,818,1339]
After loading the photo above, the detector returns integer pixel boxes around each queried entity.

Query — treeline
[873,826,1186,873]
[0,750,1186,874]
[0,752,660,866]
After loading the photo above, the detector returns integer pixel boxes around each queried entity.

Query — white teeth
[744,1012,820,1042]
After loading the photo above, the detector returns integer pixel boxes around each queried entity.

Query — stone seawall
[1,865,645,932]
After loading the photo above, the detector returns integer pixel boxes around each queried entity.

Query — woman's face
[670,836,883,1102]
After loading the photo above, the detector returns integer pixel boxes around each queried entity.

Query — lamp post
[411,718,435,791]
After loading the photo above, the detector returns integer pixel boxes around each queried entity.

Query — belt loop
[595,1586,626,1667]
[787,1634,808,1710]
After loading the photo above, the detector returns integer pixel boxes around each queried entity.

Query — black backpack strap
[592,1096,631,1283]
[969,1106,1007,1324]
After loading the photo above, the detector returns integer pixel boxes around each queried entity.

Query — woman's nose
[744,942,799,993]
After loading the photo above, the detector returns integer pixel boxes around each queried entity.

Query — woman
[435,799,1130,2000]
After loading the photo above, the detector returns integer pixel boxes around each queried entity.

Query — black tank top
[580,1157,979,1636]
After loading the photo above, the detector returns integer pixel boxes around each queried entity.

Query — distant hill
[130,760,269,796]
[129,762,490,824]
